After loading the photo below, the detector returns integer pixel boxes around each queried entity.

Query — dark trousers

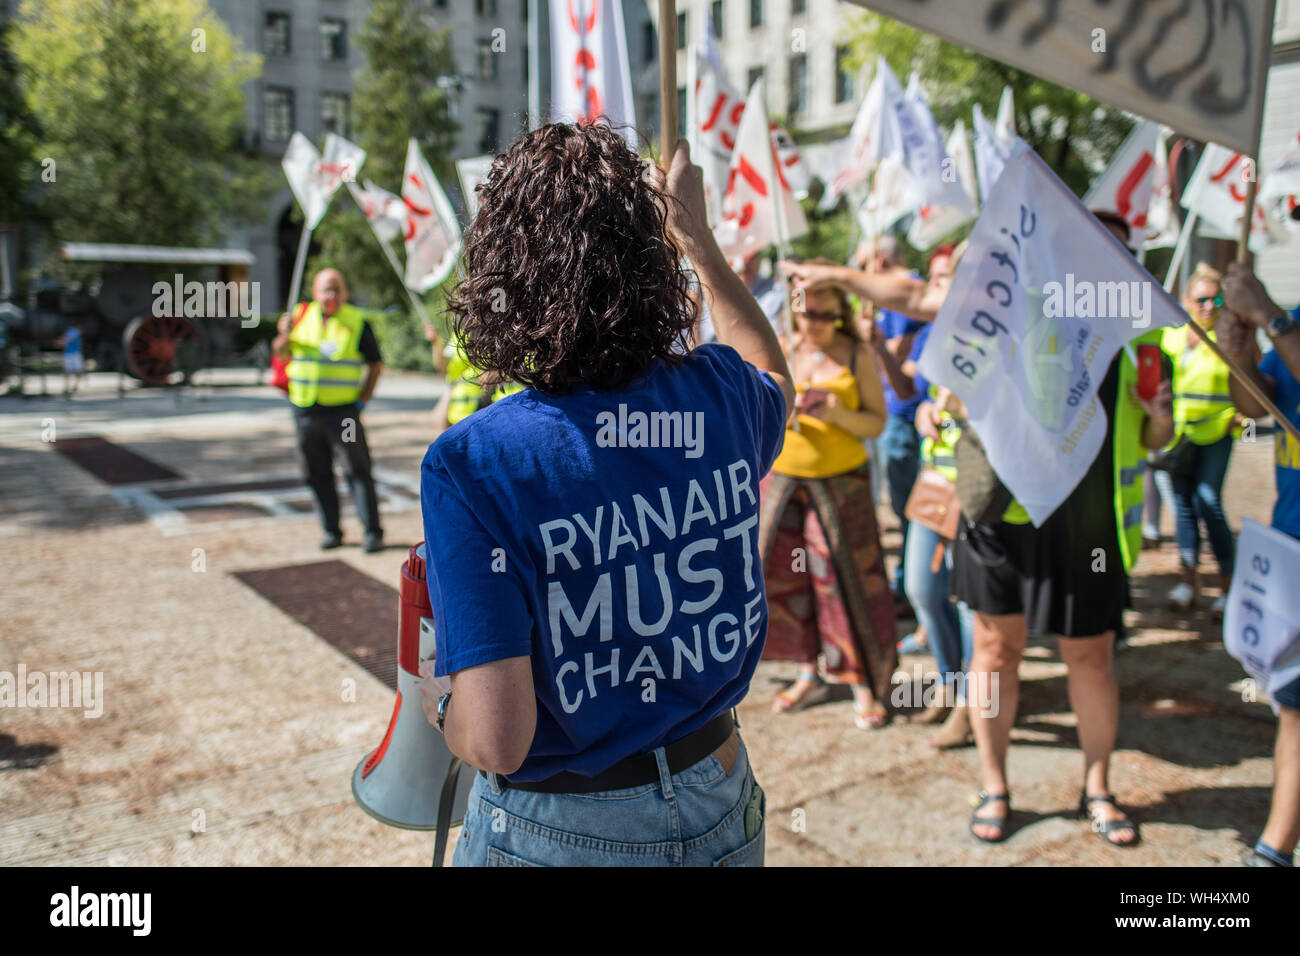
[1171,433,1235,578]
[879,413,921,594]
[293,403,382,537]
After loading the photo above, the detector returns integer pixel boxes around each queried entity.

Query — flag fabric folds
[917,143,1188,526]
[282,132,367,231]
[401,138,462,293]
[548,0,637,149]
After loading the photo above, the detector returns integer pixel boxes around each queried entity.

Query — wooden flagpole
[658,0,677,171]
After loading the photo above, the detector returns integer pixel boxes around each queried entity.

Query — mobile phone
[1137,344,1162,400]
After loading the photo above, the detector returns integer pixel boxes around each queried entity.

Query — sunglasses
[799,310,841,323]
[1195,295,1223,307]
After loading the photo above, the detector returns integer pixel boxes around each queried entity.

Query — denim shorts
[451,734,765,867]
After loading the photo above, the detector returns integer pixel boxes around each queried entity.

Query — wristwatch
[435,691,452,733]
[1266,311,1297,339]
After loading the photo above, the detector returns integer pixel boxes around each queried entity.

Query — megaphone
[352,543,474,848]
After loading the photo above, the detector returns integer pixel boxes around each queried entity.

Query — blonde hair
[1187,262,1222,291]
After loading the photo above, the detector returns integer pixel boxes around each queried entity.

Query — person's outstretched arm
[650,141,795,416]
[782,260,944,324]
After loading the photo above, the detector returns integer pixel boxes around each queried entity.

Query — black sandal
[1079,793,1140,847]
[969,791,1011,843]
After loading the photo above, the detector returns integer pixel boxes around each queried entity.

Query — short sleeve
[358,323,382,363]
[696,344,787,476]
[421,452,533,677]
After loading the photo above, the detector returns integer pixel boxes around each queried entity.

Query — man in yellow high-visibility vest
[273,269,385,552]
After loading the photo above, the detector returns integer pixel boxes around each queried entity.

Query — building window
[475,0,498,16]
[477,107,501,154]
[478,38,499,79]
[642,22,655,62]
[711,1,724,38]
[749,0,762,28]
[677,86,687,132]
[676,11,687,49]
[788,54,807,116]
[264,12,290,56]
[264,86,294,142]
[320,18,346,61]
[835,45,854,104]
[792,0,806,13]
[747,66,764,91]
[321,92,350,137]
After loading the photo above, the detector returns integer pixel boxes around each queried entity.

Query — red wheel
[122,314,201,385]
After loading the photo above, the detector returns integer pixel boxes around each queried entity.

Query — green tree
[308,0,460,367]
[12,0,271,252]
[842,10,1134,197]
[0,17,39,226]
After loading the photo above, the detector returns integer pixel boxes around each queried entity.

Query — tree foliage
[308,0,460,330]
[12,0,271,252]
[0,17,39,225]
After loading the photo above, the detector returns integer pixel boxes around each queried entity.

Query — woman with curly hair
[415,123,794,867]
[759,268,897,729]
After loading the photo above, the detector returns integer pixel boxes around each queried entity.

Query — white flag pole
[1162,208,1198,294]
[285,225,312,313]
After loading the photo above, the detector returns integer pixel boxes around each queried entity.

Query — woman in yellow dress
[759,269,897,728]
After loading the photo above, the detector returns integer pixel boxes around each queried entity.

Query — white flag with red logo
[401,138,462,293]
[347,179,405,244]
[692,22,810,224]
[548,0,636,149]
[828,59,890,203]
[282,132,367,231]
[714,79,808,265]
[1142,127,1182,250]
[1181,143,1288,252]
[1082,119,1162,246]
[1260,129,1300,229]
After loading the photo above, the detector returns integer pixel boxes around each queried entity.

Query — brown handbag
[904,467,961,572]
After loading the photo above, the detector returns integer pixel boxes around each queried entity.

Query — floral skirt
[758,462,898,696]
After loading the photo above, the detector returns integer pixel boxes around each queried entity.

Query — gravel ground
[0,370,1285,866]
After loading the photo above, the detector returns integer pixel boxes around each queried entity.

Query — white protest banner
[548,0,637,149]
[972,103,1013,207]
[947,118,979,212]
[402,138,462,293]
[1143,127,1182,250]
[455,155,495,220]
[1259,129,1300,228]
[829,58,889,203]
[348,179,405,244]
[904,72,977,249]
[1181,143,1288,252]
[917,142,1189,526]
[714,79,808,265]
[771,124,811,200]
[282,132,366,231]
[842,0,1276,156]
[1083,119,1163,244]
[1224,518,1300,712]
[995,86,1016,146]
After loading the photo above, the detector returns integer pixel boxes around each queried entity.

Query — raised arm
[782,261,944,324]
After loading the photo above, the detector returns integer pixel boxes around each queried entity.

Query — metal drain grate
[54,436,182,485]
[232,560,399,689]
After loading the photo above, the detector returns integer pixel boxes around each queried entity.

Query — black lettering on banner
[1132,0,1211,98]
[1092,0,1147,76]
[1192,0,1252,115]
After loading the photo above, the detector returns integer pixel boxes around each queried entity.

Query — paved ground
[0,368,1285,866]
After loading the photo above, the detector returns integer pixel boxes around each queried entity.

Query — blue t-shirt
[63,327,82,357]
[876,307,929,418]
[1262,340,1300,538]
[420,344,787,781]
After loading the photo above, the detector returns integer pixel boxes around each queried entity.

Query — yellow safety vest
[1163,323,1235,445]
[287,303,367,408]
[921,418,961,482]
[444,335,526,426]
[1002,334,1156,574]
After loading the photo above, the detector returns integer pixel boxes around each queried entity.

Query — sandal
[1079,793,1140,847]
[773,673,826,713]
[853,700,890,729]
[969,791,1011,843]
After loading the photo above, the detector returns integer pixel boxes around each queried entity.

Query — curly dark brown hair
[446,123,697,394]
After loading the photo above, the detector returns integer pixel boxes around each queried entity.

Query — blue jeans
[452,734,765,866]
[903,521,974,693]
[1171,434,1235,578]
[880,413,922,594]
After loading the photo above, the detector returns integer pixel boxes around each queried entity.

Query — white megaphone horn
[352,543,474,865]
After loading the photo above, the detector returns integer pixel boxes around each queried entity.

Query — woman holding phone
[760,266,897,729]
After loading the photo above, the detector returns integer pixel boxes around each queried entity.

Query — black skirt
[949,360,1130,639]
